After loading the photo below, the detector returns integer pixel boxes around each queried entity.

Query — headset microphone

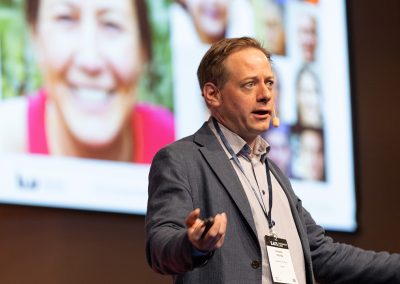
[272,107,280,128]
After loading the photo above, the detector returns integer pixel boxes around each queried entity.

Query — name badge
[265,235,298,284]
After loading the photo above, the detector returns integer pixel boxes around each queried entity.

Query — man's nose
[257,84,273,102]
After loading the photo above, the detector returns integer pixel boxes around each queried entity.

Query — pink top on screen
[27,89,175,163]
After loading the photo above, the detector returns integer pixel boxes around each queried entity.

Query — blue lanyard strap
[212,117,275,229]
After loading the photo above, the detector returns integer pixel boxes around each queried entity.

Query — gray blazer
[145,123,400,284]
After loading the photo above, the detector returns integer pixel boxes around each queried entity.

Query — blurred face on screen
[211,48,275,147]
[300,129,324,180]
[265,128,291,175]
[298,13,317,63]
[297,69,321,128]
[33,0,144,146]
[185,0,228,44]
[263,1,285,55]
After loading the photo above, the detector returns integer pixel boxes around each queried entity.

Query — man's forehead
[224,49,273,77]
[227,47,268,60]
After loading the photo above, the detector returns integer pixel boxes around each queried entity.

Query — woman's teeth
[75,88,109,104]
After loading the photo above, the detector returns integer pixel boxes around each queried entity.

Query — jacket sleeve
[303,206,400,283]
[270,160,400,283]
[145,145,211,275]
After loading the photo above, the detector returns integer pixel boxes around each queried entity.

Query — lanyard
[212,118,275,230]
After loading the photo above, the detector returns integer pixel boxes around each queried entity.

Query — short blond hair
[197,37,272,90]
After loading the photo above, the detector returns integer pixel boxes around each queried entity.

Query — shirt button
[251,260,260,269]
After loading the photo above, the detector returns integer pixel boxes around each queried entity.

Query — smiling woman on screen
[0,0,174,163]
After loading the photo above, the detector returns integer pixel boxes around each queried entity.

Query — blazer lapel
[194,123,258,239]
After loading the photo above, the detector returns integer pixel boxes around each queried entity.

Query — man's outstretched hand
[185,208,227,253]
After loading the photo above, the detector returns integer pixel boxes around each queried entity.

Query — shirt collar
[208,117,270,163]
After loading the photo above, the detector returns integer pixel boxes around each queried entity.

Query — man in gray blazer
[145,37,400,283]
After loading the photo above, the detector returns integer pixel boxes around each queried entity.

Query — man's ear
[203,82,221,107]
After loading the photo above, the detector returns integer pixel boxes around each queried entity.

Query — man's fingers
[207,213,227,238]
[200,213,227,250]
[187,211,228,252]
[213,213,227,249]
[218,212,227,235]
[185,208,201,227]
[214,234,225,249]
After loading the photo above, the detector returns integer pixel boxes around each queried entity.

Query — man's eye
[244,82,255,89]
[266,80,274,89]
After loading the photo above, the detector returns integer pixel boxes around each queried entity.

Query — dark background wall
[0,1,399,283]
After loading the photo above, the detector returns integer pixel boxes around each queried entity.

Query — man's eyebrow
[240,75,259,81]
